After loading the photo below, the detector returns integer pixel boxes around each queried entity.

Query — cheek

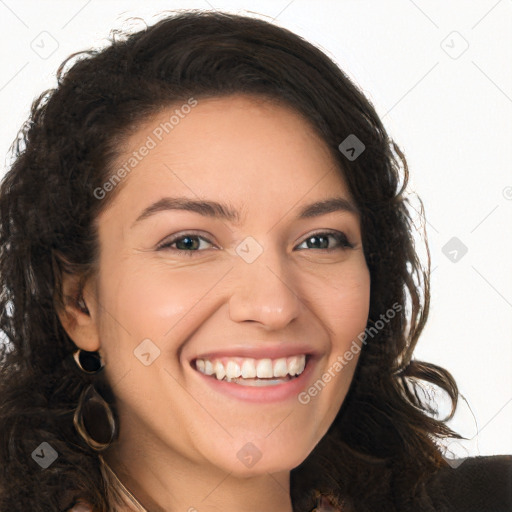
[99,259,221,339]
[95,258,232,388]
[313,265,371,342]
[305,273,369,431]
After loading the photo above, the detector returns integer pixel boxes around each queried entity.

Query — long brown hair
[0,11,461,512]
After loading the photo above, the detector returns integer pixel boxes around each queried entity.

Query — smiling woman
[0,10,510,512]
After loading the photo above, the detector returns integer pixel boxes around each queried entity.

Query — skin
[59,94,371,512]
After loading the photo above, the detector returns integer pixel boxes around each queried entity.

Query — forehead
[99,94,353,221]
[131,93,336,160]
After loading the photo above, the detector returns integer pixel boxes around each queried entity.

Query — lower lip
[191,357,316,403]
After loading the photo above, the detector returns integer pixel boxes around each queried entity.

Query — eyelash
[157,230,355,256]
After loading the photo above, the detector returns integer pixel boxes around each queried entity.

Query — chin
[206,436,315,477]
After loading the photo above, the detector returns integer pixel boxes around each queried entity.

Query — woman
[0,10,510,512]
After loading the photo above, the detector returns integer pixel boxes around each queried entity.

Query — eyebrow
[132,196,358,228]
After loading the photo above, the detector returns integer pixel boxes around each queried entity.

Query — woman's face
[77,94,370,476]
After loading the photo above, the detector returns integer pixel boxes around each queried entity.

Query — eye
[157,233,216,256]
[157,230,354,256]
[295,231,354,251]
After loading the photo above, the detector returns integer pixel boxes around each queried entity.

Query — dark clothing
[419,455,512,512]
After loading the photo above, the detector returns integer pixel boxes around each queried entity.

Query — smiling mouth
[192,354,307,387]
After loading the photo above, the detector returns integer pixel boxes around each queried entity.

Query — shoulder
[422,454,512,512]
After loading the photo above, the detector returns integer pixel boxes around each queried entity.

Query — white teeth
[234,378,289,387]
[204,360,214,375]
[225,361,241,379]
[297,356,306,374]
[288,356,305,376]
[273,358,288,377]
[241,359,257,378]
[214,361,225,380]
[256,359,273,378]
[194,354,307,382]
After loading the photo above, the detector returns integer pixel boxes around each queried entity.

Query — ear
[56,270,101,353]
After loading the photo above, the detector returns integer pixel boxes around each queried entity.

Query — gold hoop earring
[73,383,117,451]
[72,348,115,451]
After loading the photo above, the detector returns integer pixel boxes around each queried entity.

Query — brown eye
[157,233,215,255]
[296,231,353,251]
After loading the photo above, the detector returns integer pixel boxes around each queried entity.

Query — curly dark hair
[0,10,462,512]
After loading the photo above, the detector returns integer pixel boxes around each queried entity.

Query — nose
[228,248,301,329]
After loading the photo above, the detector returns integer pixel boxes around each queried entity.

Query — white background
[0,0,511,458]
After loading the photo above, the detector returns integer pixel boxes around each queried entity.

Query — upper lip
[189,342,320,362]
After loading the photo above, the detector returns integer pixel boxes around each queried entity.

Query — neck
[101,430,294,512]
